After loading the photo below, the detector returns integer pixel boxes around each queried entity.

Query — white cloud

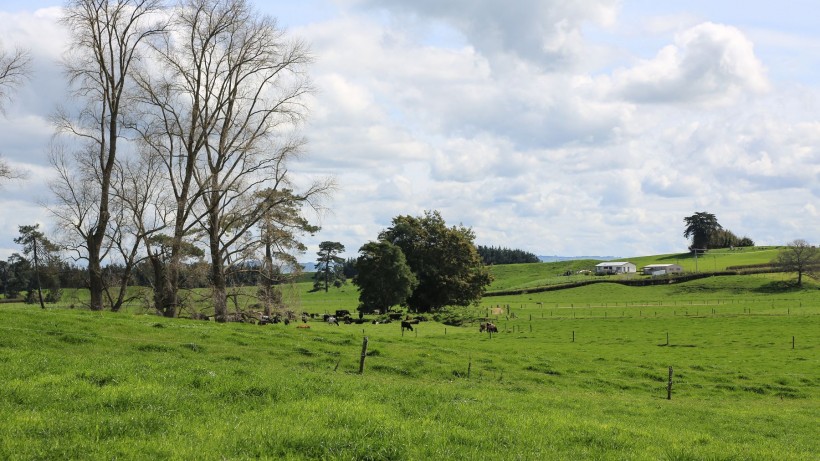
[358,0,618,70]
[4,2,820,262]
[612,22,769,105]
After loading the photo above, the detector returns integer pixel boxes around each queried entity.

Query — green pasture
[485,247,783,293]
[2,257,818,459]
[486,259,600,291]
[483,274,818,311]
[624,246,782,272]
[1,280,819,459]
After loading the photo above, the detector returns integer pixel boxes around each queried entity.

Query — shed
[642,264,684,276]
[594,261,637,275]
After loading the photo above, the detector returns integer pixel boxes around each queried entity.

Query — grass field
[1,256,818,460]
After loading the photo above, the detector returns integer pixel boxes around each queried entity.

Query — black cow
[400,321,414,332]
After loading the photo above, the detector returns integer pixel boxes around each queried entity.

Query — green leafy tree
[353,241,417,314]
[0,260,8,298]
[683,212,722,251]
[14,225,62,308]
[313,241,346,292]
[2,254,32,299]
[708,228,754,249]
[774,239,819,287]
[379,210,492,312]
[342,257,358,279]
[477,245,540,265]
[255,188,319,315]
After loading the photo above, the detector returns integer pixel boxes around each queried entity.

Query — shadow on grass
[752,280,805,294]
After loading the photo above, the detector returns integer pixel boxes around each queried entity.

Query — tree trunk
[32,235,45,309]
[210,216,227,322]
[87,238,104,311]
[212,260,228,323]
[260,241,273,316]
[148,255,178,318]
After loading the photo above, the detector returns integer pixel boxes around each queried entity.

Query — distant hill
[538,255,618,262]
[301,262,316,272]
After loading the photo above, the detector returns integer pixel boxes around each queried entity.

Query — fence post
[667,366,673,400]
[359,337,369,374]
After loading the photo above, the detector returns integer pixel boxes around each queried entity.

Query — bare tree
[0,157,13,182]
[130,0,235,317]
[0,43,31,182]
[53,0,166,311]
[136,0,331,321]
[774,239,820,287]
[0,43,30,111]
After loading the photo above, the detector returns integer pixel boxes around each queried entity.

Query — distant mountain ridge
[538,256,619,262]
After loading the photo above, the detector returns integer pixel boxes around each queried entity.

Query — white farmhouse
[594,261,637,275]
[642,264,684,276]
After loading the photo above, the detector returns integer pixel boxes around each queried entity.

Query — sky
[1,0,819,262]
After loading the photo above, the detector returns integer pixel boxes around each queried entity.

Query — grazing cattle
[479,322,498,333]
[400,321,414,332]
[326,316,339,326]
[335,309,351,318]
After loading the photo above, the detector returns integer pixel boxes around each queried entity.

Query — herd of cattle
[216,309,500,333]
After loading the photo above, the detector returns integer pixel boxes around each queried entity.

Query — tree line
[476,245,540,265]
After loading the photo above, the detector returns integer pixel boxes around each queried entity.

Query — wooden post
[667,366,673,400]
[572,330,575,343]
[468,356,472,379]
[359,337,369,374]
[666,332,669,346]
[792,336,795,350]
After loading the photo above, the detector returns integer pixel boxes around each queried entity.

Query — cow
[401,321,414,332]
[326,316,339,326]
[480,322,498,333]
